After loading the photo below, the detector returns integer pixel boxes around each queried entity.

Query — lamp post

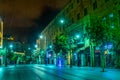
[68,36,74,68]
[39,35,47,65]
[39,35,46,50]
[5,44,13,67]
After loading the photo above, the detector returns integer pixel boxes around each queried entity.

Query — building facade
[37,0,120,67]
[0,17,4,65]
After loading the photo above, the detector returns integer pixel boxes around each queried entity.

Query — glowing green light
[39,35,43,39]
[35,44,38,48]
[76,35,80,39]
[60,19,64,24]
[9,44,13,48]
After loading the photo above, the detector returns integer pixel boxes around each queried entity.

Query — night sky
[0,0,68,44]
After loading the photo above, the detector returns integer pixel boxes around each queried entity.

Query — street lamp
[60,19,64,24]
[35,44,38,48]
[75,34,80,39]
[39,35,43,39]
[49,45,52,49]
[9,44,13,49]
[39,34,47,64]
[9,44,14,53]
[28,47,31,50]
[39,35,46,50]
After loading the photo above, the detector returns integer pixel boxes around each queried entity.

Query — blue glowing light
[48,54,51,57]
[9,44,13,48]
[104,44,113,49]
[58,60,62,67]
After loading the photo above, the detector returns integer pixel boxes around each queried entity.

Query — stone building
[36,0,120,67]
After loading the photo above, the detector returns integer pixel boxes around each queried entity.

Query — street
[0,65,120,80]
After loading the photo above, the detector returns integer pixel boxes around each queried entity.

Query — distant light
[35,44,38,48]
[28,48,31,50]
[60,19,64,24]
[39,35,43,39]
[108,44,113,49]
[111,24,114,28]
[0,46,2,49]
[109,13,114,18]
[103,17,106,20]
[49,45,52,48]
[76,35,80,39]
[58,60,62,67]
[41,50,44,53]
[9,44,13,48]
[96,46,100,50]
[104,44,113,49]
[74,53,77,56]
[48,54,51,57]
[0,56,2,59]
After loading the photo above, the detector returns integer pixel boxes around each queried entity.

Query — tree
[87,18,113,71]
[53,33,69,66]
[53,33,69,55]
[112,26,120,68]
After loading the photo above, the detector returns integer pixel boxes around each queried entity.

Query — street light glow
[49,45,52,48]
[28,47,31,50]
[76,35,80,39]
[35,44,38,48]
[9,44,13,48]
[39,35,43,39]
[60,19,64,24]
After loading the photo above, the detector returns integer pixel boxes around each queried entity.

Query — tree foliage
[112,26,120,50]
[87,19,113,46]
[87,18,120,68]
[53,33,69,55]
[112,26,120,68]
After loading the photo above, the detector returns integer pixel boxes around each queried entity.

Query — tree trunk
[115,50,120,68]
[70,49,72,68]
[101,52,106,72]
[90,42,95,67]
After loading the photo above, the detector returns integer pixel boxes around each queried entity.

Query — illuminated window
[103,17,106,20]
[109,13,114,18]
[111,24,114,28]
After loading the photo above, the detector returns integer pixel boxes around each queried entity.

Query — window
[84,8,88,16]
[71,3,73,9]
[102,17,106,20]
[118,10,120,19]
[93,1,97,10]
[77,13,80,20]
[111,23,114,28]
[109,13,114,18]
[77,0,80,3]
[71,17,74,23]
[105,0,109,2]
[66,8,69,13]
[102,17,107,25]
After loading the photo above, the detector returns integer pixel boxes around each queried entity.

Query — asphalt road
[0,65,119,80]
